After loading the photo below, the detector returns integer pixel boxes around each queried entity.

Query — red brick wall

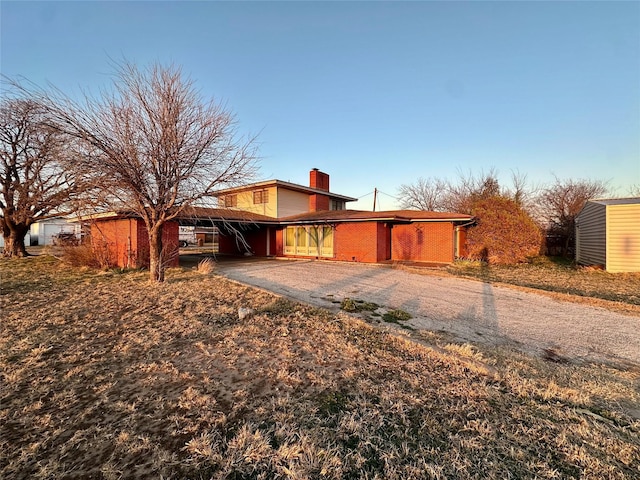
[392,222,454,263]
[217,233,236,255]
[309,169,330,191]
[377,223,392,261]
[135,221,179,268]
[91,218,179,268]
[91,218,138,268]
[333,222,390,263]
[309,194,330,212]
[245,229,268,256]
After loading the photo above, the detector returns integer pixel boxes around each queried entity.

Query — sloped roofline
[588,197,640,206]
[83,208,474,227]
[212,179,357,202]
[277,209,474,224]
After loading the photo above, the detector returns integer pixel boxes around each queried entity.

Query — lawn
[441,257,640,316]
[1,256,639,479]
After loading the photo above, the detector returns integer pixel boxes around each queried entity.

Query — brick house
[91,169,473,267]
[199,169,473,264]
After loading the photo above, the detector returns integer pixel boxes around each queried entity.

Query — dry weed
[196,257,216,274]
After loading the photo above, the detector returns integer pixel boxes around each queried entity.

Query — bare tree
[537,176,608,256]
[627,184,640,197]
[14,62,258,281]
[0,98,80,257]
[397,176,449,211]
[440,168,501,213]
[397,169,500,213]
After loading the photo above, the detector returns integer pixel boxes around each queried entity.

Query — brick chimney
[309,168,330,211]
[309,168,330,192]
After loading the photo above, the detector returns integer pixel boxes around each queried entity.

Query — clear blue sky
[2,1,639,210]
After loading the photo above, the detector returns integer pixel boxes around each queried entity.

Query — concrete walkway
[215,258,640,366]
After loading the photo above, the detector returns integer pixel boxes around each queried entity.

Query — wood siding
[228,187,278,217]
[276,189,311,217]
[576,202,606,267]
[606,204,640,272]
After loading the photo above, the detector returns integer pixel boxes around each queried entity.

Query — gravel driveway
[216,258,640,366]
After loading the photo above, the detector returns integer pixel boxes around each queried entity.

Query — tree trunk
[148,224,165,282]
[3,224,30,257]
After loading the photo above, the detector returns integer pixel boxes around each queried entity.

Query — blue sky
[2,1,639,210]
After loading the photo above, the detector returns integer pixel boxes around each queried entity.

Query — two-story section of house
[213,168,357,218]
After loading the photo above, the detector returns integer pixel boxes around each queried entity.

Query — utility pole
[373,188,377,212]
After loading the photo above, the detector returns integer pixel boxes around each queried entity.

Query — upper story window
[224,194,237,208]
[253,189,269,204]
[330,199,345,210]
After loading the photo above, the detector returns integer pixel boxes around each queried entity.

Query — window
[330,199,345,210]
[253,189,269,204]
[284,227,295,254]
[224,194,237,207]
[284,225,334,257]
[296,227,307,248]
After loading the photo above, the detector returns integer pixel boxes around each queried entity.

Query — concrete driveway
[215,258,640,366]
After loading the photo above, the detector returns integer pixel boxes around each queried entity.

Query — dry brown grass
[447,257,640,304]
[1,256,639,479]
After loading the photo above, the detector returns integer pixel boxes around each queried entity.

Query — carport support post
[266,227,270,256]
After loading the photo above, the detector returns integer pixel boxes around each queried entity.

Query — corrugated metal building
[575,197,640,272]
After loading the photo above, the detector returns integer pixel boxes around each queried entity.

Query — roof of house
[212,179,357,202]
[177,206,279,224]
[78,207,280,225]
[278,209,474,224]
[588,197,640,206]
[86,208,473,226]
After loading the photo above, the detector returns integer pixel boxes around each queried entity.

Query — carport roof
[177,207,279,225]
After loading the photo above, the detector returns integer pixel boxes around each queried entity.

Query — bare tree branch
[7,61,258,280]
[0,98,83,257]
[536,175,609,256]
[397,177,449,211]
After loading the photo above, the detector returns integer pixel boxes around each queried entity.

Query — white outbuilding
[575,197,640,272]
[0,217,81,248]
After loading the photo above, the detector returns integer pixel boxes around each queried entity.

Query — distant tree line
[397,169,610,262]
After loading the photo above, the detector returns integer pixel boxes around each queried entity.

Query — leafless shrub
[60,242,115,269]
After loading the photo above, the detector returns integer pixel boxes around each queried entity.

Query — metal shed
[575,197,640,272]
